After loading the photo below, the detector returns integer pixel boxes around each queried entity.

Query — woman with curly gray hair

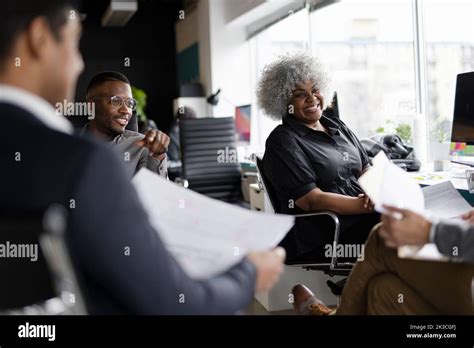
[258,52,380,268]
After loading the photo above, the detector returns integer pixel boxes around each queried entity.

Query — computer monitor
[235,104,251,144]
[450,72,474,166]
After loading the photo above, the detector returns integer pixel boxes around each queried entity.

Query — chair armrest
[293,211,343,270]
[174,177,189,188]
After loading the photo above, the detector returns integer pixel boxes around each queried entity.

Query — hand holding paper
[132,169,294,279]
[358,152,471,261]
[379,205,431,247]
[358,152,425,215]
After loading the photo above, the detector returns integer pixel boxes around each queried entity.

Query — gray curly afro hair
[256,52,331,121]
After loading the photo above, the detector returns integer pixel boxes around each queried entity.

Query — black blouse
[262,115,370,214]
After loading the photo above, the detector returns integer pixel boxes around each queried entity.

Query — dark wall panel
[76,0,181,132]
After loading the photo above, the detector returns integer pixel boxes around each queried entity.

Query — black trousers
[282,212,381,263]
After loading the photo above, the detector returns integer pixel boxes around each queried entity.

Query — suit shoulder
[32,125,120,172]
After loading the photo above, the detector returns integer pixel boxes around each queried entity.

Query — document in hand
[132,169,294,279]
[358,152,471,261]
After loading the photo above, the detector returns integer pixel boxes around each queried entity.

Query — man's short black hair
[0,0,79,62]
[86,71,131,96]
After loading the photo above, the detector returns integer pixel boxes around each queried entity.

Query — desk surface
[409,171,468,191]
[408,164,473,205]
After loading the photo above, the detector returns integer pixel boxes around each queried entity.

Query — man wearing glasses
[83,71,169,178]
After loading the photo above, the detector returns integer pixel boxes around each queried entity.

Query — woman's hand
[460,209,474,223]
[357,194,374,211]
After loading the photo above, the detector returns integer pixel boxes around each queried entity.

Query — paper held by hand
[358,152,461,261]
[132,169,294,279]
[358,151,425,215]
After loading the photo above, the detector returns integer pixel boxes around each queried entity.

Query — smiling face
[289,80,324,126]
[87,80,133,138]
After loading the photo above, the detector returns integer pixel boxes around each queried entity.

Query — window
[310,0,417,140]
[249,8,310,150]
[423,0,474,160]
[250,0,474,161]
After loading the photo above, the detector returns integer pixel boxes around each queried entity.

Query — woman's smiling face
[289,80,325,125]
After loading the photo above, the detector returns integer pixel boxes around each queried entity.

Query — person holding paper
[0,0,286,314]
[292,207,474,315]
[257,52,379,262]
[380,205,474,263]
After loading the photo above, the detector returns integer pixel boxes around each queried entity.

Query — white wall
[197,0,213,106]
[207,0,253,117]
[175,0,213,117]
[175,0,252,117]
[176,0,300,121]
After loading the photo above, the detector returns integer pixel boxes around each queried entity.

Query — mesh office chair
[0,205,86,315]
[254,154,354,278]
[179,117,245,204]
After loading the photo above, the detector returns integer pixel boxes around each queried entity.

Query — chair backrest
[179,117,242,202]
[324,91,339,119]
[254,154,281,213]
[0,206,86,314]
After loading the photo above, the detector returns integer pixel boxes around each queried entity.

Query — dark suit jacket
[0,102,256,314]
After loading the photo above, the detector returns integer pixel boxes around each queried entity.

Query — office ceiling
[80,0,184,23]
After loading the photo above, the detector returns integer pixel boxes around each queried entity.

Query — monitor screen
[450,72,474,160]
[451,72,474,144]
[235,104,251,144]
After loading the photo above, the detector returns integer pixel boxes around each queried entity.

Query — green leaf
[395,123,412,143]
[131,85,148,122]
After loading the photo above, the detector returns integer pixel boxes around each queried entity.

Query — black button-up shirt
[263,115,370,214]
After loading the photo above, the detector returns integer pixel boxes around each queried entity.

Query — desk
[408,165,473,206]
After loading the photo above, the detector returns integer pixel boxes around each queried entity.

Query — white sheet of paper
[359,152,425,215]
[422,181,472,219]
[358,152,471,262]
[132,169,294,279]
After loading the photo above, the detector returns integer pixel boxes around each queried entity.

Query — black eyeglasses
[92,96,138,111]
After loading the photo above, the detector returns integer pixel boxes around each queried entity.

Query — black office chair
[254,154,354,280]
[179,117,245,204]
[324,91,339,119]
[0,206,86,315]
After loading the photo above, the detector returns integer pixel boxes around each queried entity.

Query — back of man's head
[0,0,83,106]
[0,0,79,65]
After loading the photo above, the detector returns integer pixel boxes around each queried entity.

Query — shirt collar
[283,115,340,137]
[0,84,73,134]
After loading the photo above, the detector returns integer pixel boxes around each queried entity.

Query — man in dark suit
[0,0,285,314]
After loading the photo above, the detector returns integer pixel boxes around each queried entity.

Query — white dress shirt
[0,84,73,135]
